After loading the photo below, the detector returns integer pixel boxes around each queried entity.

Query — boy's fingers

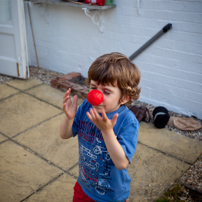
[72,95,78,108]
[102,110,108,121]
[64,88,70,96]
[63,88,71,100]
[64,99,71,110]
[87,112,95,123]
[63,92,70,100]
[90,108,96,120]
[111,113,118,125]
[93,108,102,121]
[67,88,71,93]
[63,96,70,104]
[86,111,92,120]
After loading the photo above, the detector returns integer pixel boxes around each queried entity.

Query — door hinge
[17,62,20,77]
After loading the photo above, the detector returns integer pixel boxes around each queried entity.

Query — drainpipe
[129,23,172,61]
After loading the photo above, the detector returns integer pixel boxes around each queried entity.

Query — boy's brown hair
[87,52,141,104]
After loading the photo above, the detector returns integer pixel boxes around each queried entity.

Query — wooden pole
[27,3,40,69]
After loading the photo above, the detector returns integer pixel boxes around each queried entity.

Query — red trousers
[73,182,127,202]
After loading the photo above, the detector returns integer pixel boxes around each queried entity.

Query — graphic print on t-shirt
[78,120,112,195]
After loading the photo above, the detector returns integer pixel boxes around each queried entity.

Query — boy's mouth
[93,105,104,111]
[93,105,103,108]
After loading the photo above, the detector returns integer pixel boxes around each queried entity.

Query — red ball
[87,90,104,106]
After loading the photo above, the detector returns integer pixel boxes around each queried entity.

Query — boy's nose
[87,90,104,106]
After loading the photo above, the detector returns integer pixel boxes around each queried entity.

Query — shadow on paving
[0,79,202,202]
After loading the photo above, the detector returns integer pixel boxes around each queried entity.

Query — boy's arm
[60,116,74,139]
[60,88,78,139]
[87,108,129,170]
[101,129,129,170]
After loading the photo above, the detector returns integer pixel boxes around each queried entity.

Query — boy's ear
[120,95,130,105]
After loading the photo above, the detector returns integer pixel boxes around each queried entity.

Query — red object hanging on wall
[84,0,91,4]
[96,0,105,6]
[84,0,105,6]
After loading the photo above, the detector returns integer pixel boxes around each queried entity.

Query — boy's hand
[63,88,78,120]
[86,108,118,133]
[87,108,129,170]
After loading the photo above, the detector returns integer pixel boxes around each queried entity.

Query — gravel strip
[180,154,202,193]
[133,100,202,142]
[0,66,63,85]
[1,66,202,200]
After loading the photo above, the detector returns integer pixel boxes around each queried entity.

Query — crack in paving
[9,138,79,201]
[138,141,192,165]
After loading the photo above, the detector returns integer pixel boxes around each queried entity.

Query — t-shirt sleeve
[72,115,79,137]
[117,116,139,163]
[72,101,83,137]
[72,99,89,137]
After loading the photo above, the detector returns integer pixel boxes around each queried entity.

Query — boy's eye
[103,91,110,95]
[90,86,97,90]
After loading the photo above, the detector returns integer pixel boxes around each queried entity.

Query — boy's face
[89,80,128,113]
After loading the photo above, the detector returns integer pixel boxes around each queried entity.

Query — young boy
[60,52,141,202]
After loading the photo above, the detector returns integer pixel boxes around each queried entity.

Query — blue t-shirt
[72,99,139,202]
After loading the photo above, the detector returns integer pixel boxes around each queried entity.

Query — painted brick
[157,1,185,11]
[184,2,202,13]
[51,73,89,99]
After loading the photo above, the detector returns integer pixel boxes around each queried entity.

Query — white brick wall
[24,0,202,119]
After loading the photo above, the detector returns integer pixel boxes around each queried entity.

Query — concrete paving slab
[0,93,62,137]
[25,174,77,202]
[128,143,190,202]
[138,122,202,164]
[0,133,7,143]
[26,84,84,109]
[7,79,42,91]
[0,84,19,100]
[0,141,62,202]
[68,163,79,178]
[26,84,64,109]
[1,78,201,202]
[14,114,79,170]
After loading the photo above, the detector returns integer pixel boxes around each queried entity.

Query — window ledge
[28,0,116,10]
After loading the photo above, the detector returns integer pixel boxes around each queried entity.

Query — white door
[0,0,29,79]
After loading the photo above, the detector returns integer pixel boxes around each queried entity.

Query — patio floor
[0,79,202,202]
